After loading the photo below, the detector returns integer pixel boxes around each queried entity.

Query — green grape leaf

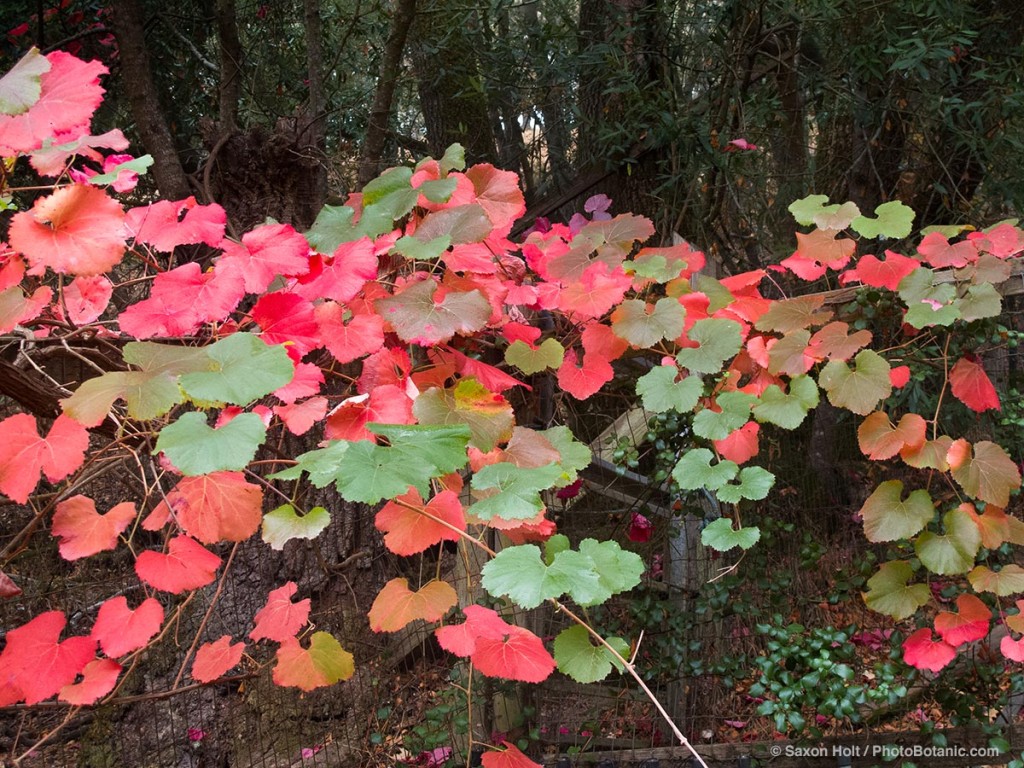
[968,564,1024,596]
[413,379,514,452]
[122,342,211,374]
[716,466,775,503]
[261,504,331,550]
[438,143,465,175]
[752,375,819,429]
[539,425,592,485]
[671,448,738,491]
[851,201,916,239]
[818,349,891,415]
[415,204,492,244]
[544,533,571,565]
[788,195,832,227]
[553,626,627,683]
[610,297,686,347]
[701,517,761,551]
[676,318,743,374]
[156,411,266,476]
[392,234,451,261]
[481,544,587,609]
[63,371,182,426]
[88,155,153,186]
[505,338,565,374]
[755,297,831,334]
[576,539,644,604]
[863,561,931,620]
[915,508,981,575]
[418,177,458,203]
[270,440,350,484]
[693,391,756,440]
[0,47,49,116]
[959,282,1002,322]
[692,274,735,312]
[305,204,357,252]
[470,462,564,520]
[636,365,702,413]
[860,480,935,543]
[179,333,294,406]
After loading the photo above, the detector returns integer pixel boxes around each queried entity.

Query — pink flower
[628,512,653,543]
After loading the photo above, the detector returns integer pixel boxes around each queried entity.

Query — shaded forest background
[4,0,1023,261]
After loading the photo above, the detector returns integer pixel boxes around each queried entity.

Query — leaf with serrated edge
[156,411,266,476]
[863,561,930,620]
[818,349,891,415]
[914,507,981,575]
[676,318,743,374]
[969,565,1024,596]
[178,333,294,406]
[553,626,626,684]
[261,504,330,550]
[860,480,934,543]
[672,448,738,491]
[636,365,702,413]
[368,578,457,632]
[701,517,761,551]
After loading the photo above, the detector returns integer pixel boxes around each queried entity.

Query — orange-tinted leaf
[793,228,855,266]
[858,411,927,461]
[949,440,1021,507]
[61,275,112,324]
[473,624,556,683]
[8,184,126,275]
[714,422,760,465]
[91,596,164,657]
[58,658,121,705]
[902,628,955,672]
[1006,600,1024,635]
[0,413,89,503]
[934,594,990,647]
[900,435,953,471]
[250,582,311,643]
[949,357,1000,413]
[51,496,136,560]
[807,322,872,362]
[0,611,95,705]
[272,632,354,691]
[192,636,245,683]
[843,250,920,291]
[159,471,264,544]
[968,564,1024,596]
[368,578,458,632]
[480,742,543,768]
[135,536,221,594]
[375,487,466,556]
[961,504,1017,550]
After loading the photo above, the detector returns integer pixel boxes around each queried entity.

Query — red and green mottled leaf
[91,597,164,658]
[413,379,514,452]
[250,582,311,643]
[807,322,872,361]
[934,594,990,647]
[900,435,953,471]
[376,278,490,345]
[368,578,458,632]
[0,47,48,116]
[754,295,831,333]
[191,636,245,683]
[860,480,934,542]
[610,297,686,347]
[51,496,135,560]
[968,564,1024,597]
[272,632,354,691]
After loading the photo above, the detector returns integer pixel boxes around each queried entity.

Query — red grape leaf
[315,300,386,364]
[61,275,112,324]
[9,184,126,275]
[191,635,246,683]
[369,578,458,632]
[376,277,491,345]
[135,536,221,594]
[793,228,855,265]
[949,440,1022,507]
[0,570,21,599]
[58,658,121,705]
[0,413,89,503]
[375,487,466,556]
[51,495,136,560]
[0,611,95,705]
[435,604,515,657]
[934,594,990,647]
[218,222,310,293]
[480,742,543,768]
[807,322,872,362]
[473,624,556,683]
[91,596,164,657]
[917,232,979,268]
[842,250,920,290]
[1001,634,1024,662]
[557,263,632,321]
[293,237,378,303]
[274,397,328,436]
[557,348,613,400]
[901,628,955,673]
[858,411,927,461]
[274,360,324,404]
[325,384,413,442]
[714,421,760,465]
[252,292,321,355]
[949,356,1000,413]
[250,582,311,643]
[272,632,354,691]
[890,365,911,388]
[464,164,526,235]
[431,346,527,393]
[124,197,226,251]
[157,471,264,545]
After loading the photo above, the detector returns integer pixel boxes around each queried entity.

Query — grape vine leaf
[218,222,310,293]
[178,333,294,406]
[576,539,644,604]
[915,507,981,575]
[435,606,556,683]
[949,440,1021,507]
[470,462,564,521]
[505,338,565,374]
[902,629,955,673]
[934,594,990,647]
[862,561,930,620]
[844,250,920,291]
[0,611,94,705]
[671,448,738,492]
[135,536,221,594]
[481,544,593,609]
[610,297,686,347]
[635,365,703,413]
[51,496,136,560]
[859,480,934,543]
[716,466,775,503]
[754,296,831,334]
[156,471,264,544]
[375,487,466,556]
[124,197,226,252]
[693,391,756,440]
[851,201,915,239]
[959,282,1002,322]
[376,278,491,345]
[368,578,458,632]
[480,742,543,768]
[968,564,1024,596]
[0,47,47,116]
[0,413,89,503]
[91,597,164,658]
[273,632,354,691]
[788,194,832,226]
[250,582,311,643]
[59,658,121,706]
[413,378,514,451]
[701,517,761,551]
[858,411,927,460]
[261,504,331,550]
[818,349,892,415]
[949,357,1000,413]
[552,625,629,684]
[191,636,245,683]
[675,318,743,374]
[156,411,267,476]
[751,375,819,429]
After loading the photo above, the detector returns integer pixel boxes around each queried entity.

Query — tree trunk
[108,0,192,200]
[216,0,242,133]
[297,0,328,224]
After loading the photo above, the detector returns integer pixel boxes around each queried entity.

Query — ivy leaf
[273,632,354,691]
[693,391,756,440]
[862,561,930,620]
[505,338,565,374]
[752,375,819,429]
[949,357,1000,413]
[156,412,267,476]
[368,578,458,632]
[470,462,564,521]
[859,480,935,543]
[413,379,514,451]
[250,582,311,643]
[261,504,331,551]
[701,517,761,551]
[851,201,915,239]
[949,440,1021,507]
[675,318,743,374]
[968,564,1024,596]
[376,278,491,346]
[934,594,990,647]
[610,297,686,347]
[91,597,164,658]
[179,333,294,406]
[636,365,703,413]
[716,466,775,503]
[902,629,955,673]
[818,349,892,415]
[191,636,245,683]
[553,626,628,683]
[915,507,981,575]
[671,448,738,491]
[51,496,136,561]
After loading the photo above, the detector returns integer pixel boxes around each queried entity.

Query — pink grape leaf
[61,275,112,325]
[435,604,516,657]
[557,348,614,400]
[119,261,245,338]
[325,384,414,442]
[29,128,127,176]
[135,536,221,594]
[58,658,121,705]
[473,624,556,683]
[368,578,458,632]
[934,594,990,647]
[272,632,354,691]
[480,742,543,768]
[949,440,1022,507]
[124,197,226,251]
[917,232,979,268]
[968,222,1024,258]
[191,636,246,683]
[293,237,379,303]
[464,164,527,235]
[0,284,51,333]
[0,413,89,503]
[806,322,872,362]
[842,251,920,290]
[779,252,827,280]
[8,184,126,275]
[1001,634,1024,662]
[0,570,22,599]
[156,471,264,545]
[274,397,327,436]
[252,292,321,355]
[218,222,310,293]
[890,365,911,388]
[857,411,927,461]
[714,421,760,465]
[0,51,106,155]
[557,263,632,320]
[375,487,466,556]
[315,300,386,364]
[431,346,527,393]
[376,277,491,345]
[901,628,955,673]
[793,228,855,265]
[275,359,324,404]
[0,611,95,705]
[250,582,311,643]
[949,356,1000,413]
[91,596,164,657]
[51,495,136,560]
